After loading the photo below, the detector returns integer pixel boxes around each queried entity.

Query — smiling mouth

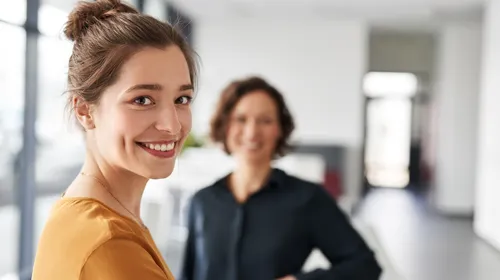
[137,142,176,152]
[242,143,262,150]
[136,141,177,158]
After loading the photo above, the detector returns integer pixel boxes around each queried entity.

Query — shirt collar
[217,168,287,190]
[267,168,286,188]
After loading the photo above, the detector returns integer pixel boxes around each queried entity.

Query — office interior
[1,0,500,279]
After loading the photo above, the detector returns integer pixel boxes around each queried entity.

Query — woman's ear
[73,96,95,130]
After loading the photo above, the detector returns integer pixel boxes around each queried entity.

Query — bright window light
[0,22,25,132]
[364,98,413,188]
[0,1,26,25]
[363,72,418,98]
[144,0,167,20]
[38,4,69,37]
[124,0,140,7]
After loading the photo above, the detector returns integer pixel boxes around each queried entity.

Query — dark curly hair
[210,76,295,157]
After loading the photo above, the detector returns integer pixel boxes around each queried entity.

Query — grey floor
[355,188,500,280]
[164,188,500,280]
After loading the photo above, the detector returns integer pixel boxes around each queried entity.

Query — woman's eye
[176,96,193,105]
[134,96,153,105]
[260,118,274,124]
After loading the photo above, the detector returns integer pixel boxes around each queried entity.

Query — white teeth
[166,143,175,151]
[143,142,175,152]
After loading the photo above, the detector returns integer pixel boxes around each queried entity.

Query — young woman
[180,77,382,280]
[32,1,197,279]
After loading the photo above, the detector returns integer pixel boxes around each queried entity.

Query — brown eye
[176,96,193,105]
[235,116,246,123]
[134,96,153,105]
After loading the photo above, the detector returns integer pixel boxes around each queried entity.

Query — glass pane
[125,0,140,8]
[41,0,76,13]
[39,0,79,37]
[38,4,69,37]
[39,0,140,37]
[0,0,27,26]
[144,0,167,20]
[36,36,84,242]
[0,22,26,276]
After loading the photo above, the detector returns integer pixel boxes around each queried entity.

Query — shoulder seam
[77,223,115,279]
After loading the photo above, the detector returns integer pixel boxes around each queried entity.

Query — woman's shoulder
[33,197,147,279]
[273,168,324,193]
[38,198,143,257]
[191,174,230,199]
[48,197,142,234]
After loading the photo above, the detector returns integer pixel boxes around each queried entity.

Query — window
[0,0,26,25]
[0,22,26,276]
[125,0,140,8]
[38,4,69,37]
[144,0,167,20]
[36,35,84,195]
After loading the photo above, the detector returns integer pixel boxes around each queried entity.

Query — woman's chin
[139,166,175,180]
[236,152,271,165]
[148,169,174,180]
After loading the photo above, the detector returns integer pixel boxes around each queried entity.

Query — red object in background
[323,170,342,199]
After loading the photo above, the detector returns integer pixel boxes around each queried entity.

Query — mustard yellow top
[32,197,175,280]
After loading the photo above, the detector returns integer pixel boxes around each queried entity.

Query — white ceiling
[168,0,484,27]
[42,0,484,31]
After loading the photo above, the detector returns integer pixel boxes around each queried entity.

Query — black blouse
[179,168,382,280]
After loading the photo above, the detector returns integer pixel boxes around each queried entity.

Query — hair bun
[64,0,138,41]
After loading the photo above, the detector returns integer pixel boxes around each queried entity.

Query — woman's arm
[80,238,173,280]
[295,187,382,280]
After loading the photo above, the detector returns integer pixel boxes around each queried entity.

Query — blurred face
[80,46,193,179]
[226,91,282,165]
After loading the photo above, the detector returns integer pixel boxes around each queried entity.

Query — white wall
[192,19,369,199]
[475,0,500,250]
[432,22,482,215]
[193,19,368,146]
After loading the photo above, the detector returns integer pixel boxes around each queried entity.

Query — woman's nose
[243,120,259,138]
[155,106,181,135]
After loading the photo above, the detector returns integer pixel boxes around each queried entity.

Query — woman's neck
[68,152,147,217]
[229,161,272,203]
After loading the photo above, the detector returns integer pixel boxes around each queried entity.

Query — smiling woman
[31,1,198,280]
[180,77,381,280]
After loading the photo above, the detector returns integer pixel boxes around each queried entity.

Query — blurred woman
[179,77,381,280]
[32,0,197,279]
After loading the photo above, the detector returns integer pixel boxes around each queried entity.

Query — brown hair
[210,77,295,157]
[64,0,198,121]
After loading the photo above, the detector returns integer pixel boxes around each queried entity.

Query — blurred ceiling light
[38,4,68,37]
[363,72,418,98]
[0,1,26,25]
